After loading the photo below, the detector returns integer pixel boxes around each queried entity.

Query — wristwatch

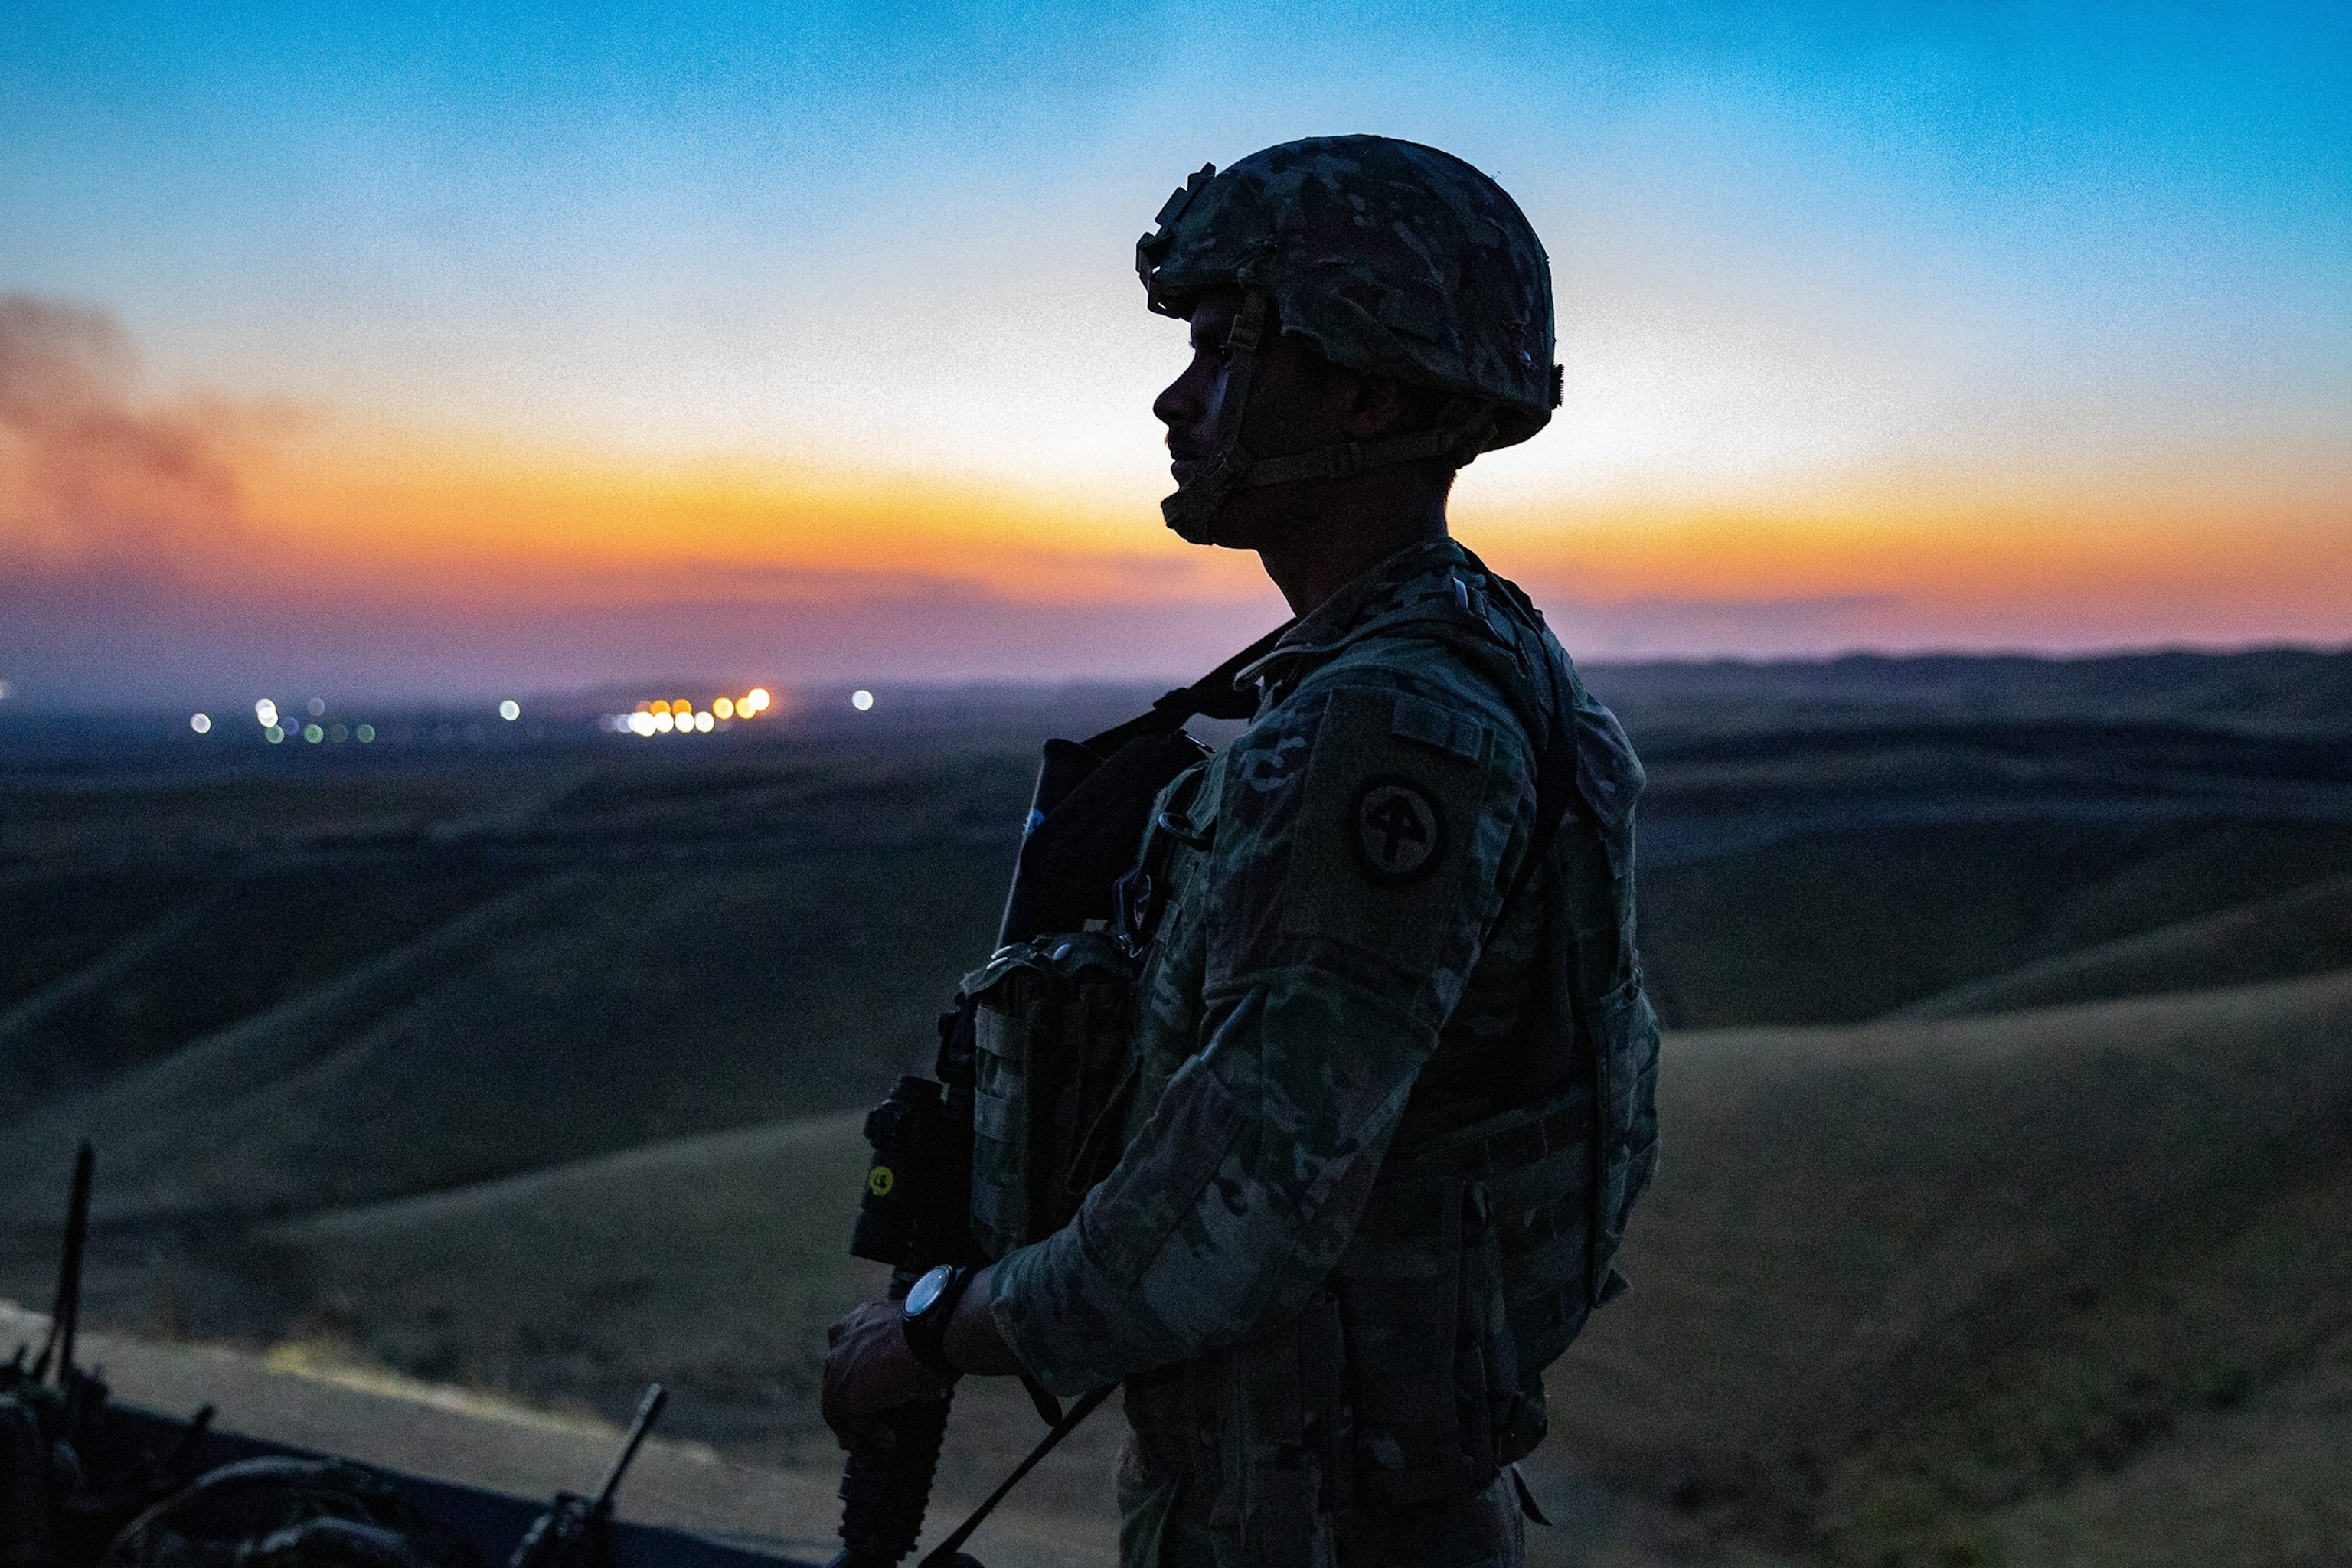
[900,1264,974,1376]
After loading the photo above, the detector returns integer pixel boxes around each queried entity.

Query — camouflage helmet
[1137,136,1560,541]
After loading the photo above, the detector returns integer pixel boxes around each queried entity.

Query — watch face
[904,1265,952,1316]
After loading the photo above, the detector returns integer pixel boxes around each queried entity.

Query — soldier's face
[1154,289,1364,547]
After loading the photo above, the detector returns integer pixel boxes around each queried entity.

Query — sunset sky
[3,1,2347,706]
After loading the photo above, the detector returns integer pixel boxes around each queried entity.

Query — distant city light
[0,681,12,700]
[498,699,521,721]
[329,724,348,742]
[256,698,279,727]
[604,688,776,736]
[266,724,286,743]
[189,713,211,734]
[307,697,326,717]
[851,690,874,711]
[356,724,376,743]
[303,724,324,743]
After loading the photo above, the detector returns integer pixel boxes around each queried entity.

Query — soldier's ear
[1336,368,1411,439]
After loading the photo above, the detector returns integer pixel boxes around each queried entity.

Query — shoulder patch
[1351,775,1446,882]
[1389,693,1487,762]
[1253,687,1506,991]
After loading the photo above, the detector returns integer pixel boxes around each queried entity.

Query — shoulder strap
[1080,617,1296,756]
[1507,635,1579,916]
[1428,548,1581,914]
[995,618,1295,948]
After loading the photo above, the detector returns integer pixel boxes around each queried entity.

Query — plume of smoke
[0,294,275,567]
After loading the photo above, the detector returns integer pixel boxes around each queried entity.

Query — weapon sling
[915,1384,1116,1568]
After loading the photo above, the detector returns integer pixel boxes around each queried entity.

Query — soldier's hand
[822,1300,952,1455]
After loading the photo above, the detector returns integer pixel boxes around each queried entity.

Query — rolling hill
[1583,645,2352,741]
[257,1113,1131,1544]
[1894,871,2352,1019]
[8,653,2352,1566]
[8,745,2350,1242]
[197,967,2352,1568]
[263,1112,880,1455]
[0,847,1010,1229]
[1637,818,2352,1025]
[1545,968,2352,1567]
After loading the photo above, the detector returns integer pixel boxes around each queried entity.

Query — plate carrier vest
[956,557,1661,1523]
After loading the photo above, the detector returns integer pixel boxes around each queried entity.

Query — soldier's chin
[1161,485,1232,547]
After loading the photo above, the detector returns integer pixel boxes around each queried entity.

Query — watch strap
[902,1265,974,1376]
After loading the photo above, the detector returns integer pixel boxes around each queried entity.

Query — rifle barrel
[36,1142,94,1385]
[593,1383,668,1512]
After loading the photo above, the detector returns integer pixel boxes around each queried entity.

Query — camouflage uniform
[991,540,1656,1566]
[986,138,1659,1567]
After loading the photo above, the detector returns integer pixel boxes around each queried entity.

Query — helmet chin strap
[1162,289,1274,545]
[1162,289,1500,547]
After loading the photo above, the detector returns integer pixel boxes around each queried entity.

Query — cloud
[0,294,295,569]
[0,297,1283,704]
[2,294,2334,706]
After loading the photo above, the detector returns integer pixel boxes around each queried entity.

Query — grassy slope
[8,686,2352,1563]
[0,764,543,862]
[0,861,522,1119]
[259,1114,1131,1530]
[1981,1321,2352,1568]
[1547,968,2352,1566]
[1637,819,2352,1025]
[12,734,2350,1228]
[0,864,204,1011]
[0,846,1009,1224]
[1583,646,2352,740]
[264,1112,880,1449]
[0,740,1035,1231]
[1895,871,2352,1019]
[240,970,2352,1567]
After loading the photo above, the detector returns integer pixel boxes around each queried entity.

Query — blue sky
[2,2,2347,701]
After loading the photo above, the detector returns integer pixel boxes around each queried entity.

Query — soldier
[824,136,1659,1567]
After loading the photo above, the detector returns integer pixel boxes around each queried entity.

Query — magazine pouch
[963,931,1143,1259]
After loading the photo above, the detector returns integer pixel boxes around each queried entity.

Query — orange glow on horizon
[18,397,2346,654]
[220,423,1268,608]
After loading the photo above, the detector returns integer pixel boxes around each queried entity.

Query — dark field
[4,648,2351,1568]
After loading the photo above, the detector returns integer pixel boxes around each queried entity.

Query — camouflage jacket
[990,537,1632,1395]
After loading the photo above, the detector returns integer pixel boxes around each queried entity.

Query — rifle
[29,1142,93,1390]
[26,1143,110,1481]
[508,1382,668,1568]
[828,1057,983,1568]
[828,626,1285,1568]
[2,1144,219,1568]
